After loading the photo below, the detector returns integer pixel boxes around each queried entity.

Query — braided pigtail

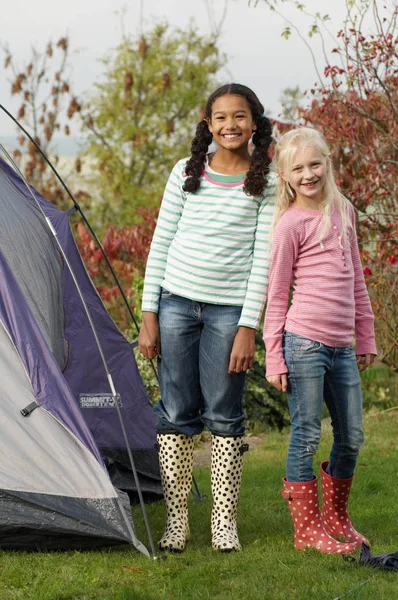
[244,115,273,198]
[183,120,213,193]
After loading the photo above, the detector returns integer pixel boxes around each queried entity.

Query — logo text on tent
[79,394,122,408]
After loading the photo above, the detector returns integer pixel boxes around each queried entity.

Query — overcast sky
[0,0,351,138]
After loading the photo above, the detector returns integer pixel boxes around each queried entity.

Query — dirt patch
[193,433,266,467]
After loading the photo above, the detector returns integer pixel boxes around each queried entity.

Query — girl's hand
[356,353,376,372]
[138,312,161,359]
[266,374,288,392]
[228,327,256,374]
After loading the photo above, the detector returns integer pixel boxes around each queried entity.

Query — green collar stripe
[204,170,246,184]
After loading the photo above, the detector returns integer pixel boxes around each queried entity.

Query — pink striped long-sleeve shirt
[263,204,376,377]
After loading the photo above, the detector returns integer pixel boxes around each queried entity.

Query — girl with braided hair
[139,83,276,552]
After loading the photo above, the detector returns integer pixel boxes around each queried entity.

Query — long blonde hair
[272,127,352,247]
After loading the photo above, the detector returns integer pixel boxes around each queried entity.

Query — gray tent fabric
[0,168,68,369]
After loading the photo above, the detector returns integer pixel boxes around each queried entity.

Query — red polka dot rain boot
[320,460,369,549]
[211,435,247,552]
[157,433,194,552]
[281,476,357,554]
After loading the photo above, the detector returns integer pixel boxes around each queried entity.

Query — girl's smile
[301,180,319,187]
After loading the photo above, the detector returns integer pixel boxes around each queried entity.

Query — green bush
[360,365,398,411]
[244,332,290,432]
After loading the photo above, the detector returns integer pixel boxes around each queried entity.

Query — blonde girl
[263,127,376,554]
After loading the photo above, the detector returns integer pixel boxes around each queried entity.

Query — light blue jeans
[154,290,246,437]
[283,332,364,482]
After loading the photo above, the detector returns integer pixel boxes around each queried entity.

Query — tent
[0,155,160,552]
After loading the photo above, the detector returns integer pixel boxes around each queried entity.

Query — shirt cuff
[265,358,288,377]
[141,300,160,314]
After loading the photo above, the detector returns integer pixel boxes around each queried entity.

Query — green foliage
[360,366,398,411]
[254,0,330,39]
[244,332,290,432]
[80,22,226,228]
[133,349,160,408]
[279,86,305,122]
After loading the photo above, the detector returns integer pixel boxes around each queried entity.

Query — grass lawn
[1,410,397,600]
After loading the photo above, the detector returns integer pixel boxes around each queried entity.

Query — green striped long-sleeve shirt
[141,156,277,329]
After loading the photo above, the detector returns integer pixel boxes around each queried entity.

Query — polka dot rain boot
[320,460,369,548]
[281,476,357,554]
[211,435,247,552]
[157,433,194,552]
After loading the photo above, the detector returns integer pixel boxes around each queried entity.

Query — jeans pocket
[342,345,355,353]
[160,288,173,299]
[294,336,322,357]
[340,345,356,359]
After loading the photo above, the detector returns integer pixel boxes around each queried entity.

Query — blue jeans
[154,290,246,437]
[284,332,364,482]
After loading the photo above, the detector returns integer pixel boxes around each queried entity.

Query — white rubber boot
[157,433,194,552]
[211,435,246,552]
